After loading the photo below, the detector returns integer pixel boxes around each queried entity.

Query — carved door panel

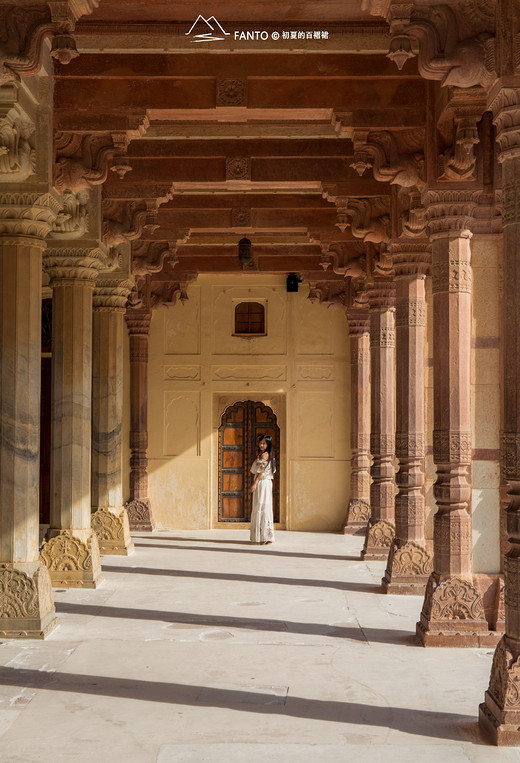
[218,400,280,523]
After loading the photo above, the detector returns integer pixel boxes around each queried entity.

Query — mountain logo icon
[186,15,231,42]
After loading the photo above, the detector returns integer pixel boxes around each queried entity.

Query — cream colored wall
[471,235,501,573]
[144,275,351,531]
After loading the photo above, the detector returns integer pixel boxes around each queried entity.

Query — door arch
[218,400,280,523]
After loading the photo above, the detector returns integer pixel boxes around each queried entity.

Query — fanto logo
[186,15,230,42]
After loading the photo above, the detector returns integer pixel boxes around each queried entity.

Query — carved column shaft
[383,252,432,593]
[125,308,155,531]
[91,280,134,555]
[480,83,520,743]
[40,247,104,588]
[362,278,396,560]
[0,193,61,638]
[343,310,371,533]
[417,193,488,646]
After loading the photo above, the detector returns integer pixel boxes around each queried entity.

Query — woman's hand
[250,482,257,493]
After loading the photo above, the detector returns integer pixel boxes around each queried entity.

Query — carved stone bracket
[342,498,371,535]
[351,129,425,189]
[334,197,390,244]
[40,530,103,588]
[439,88,487,182]
[132,240,179,275]
[91,507,134,556]
[51,189,90,238]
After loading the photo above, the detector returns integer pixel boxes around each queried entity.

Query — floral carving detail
[40,531,96,572]
[0,566,40,618]
[487,638,520,709]
[92,508,125,542]
[347,499,371,523]
[217,79,247,106]
[226,157,251,180]
[389,541,432,576]
[366,520,395,548]
[425,575,486,621]
[231,207,251,227]
[126,499,155,531]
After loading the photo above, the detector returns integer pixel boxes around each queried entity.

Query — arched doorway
[218,400,280,523]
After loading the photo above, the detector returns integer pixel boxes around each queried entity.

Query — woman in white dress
[249,434,276,544]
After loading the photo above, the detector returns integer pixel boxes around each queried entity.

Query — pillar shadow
[0,666,483,744]
[132,541,361,562]
[100,564,381,594]
[54,601,416,646]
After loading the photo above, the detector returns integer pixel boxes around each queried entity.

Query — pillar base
[126,499,155,532]
[92,507,134,556]
[416,573,494,647]
[479,638,520,745]
[361,520,394,561]
[342,498,370,535]
[0,562,58,639]
[382,540,433,594]
[40,530,104,588]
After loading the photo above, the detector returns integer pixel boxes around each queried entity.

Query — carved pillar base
[382,539,433,594]
[40,530,103,588]
[0,563,58,639]
[416,573,493,647]
[361,519,395,561]
[342,498,371,535]
[126,499,155,532]
[479,637,520,745]
[92,507,134,556]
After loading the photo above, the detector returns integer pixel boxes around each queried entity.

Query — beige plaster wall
[143,275,350,531]
[471,235,501,573]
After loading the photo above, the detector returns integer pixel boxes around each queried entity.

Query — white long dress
[250,458,274,543]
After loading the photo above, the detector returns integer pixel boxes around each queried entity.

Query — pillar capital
[93,277,134,312]
[346,308,370,337]
[0,190,62,245]
[488,81,520,164]
[391,243,431,279]
[423,189,480,240]
[43,244,110,285]
[367,277,396,312]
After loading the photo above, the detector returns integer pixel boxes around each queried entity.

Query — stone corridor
[0,530,519,762]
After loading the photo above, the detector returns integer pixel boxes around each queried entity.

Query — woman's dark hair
[257,433,276,474]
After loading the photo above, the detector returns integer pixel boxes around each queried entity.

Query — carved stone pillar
[417,191,488,646]
[40,246,105,588]
[125,306,155,531]
[91,274,135,555]
[480,83,520,744]
[343,309,371,534]
[362,278,396,560]
[0,192,60,638]
[383,248,433,593]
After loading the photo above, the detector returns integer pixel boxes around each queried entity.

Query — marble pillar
[362,278,396,561]
[343,308,371,534]
[383,249,433,593]
[40,246,105,587]
[125,306,155,531]
[480,83,520,743]
[91,277,134,555]
[417,192,488,646]
[0,193,60,637]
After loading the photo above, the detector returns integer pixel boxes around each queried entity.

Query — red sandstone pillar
[124,306,155,531]
[362,277,396,560]
[343,308,371,534]
[416,191,488,646]
[480,82,520,744]
[383,248,433,593]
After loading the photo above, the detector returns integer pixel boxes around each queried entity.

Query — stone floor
[1,529,520,762]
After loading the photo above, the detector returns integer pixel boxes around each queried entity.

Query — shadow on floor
[100,564,382,594]
[54,601,417,646]
[133,541,362,562]
[0,665,483,744]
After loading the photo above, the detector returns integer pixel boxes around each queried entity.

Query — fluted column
[417,191,488,646]
[0,193,60,638]
[480,83,520,743]
[383,248,433,593]
[91,276,135,555]
[125,306,155,531]
[343,308,371,534]
[39,246,105,588]
[362,278,396,560]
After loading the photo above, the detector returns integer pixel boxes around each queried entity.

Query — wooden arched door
[218,401,280,523]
